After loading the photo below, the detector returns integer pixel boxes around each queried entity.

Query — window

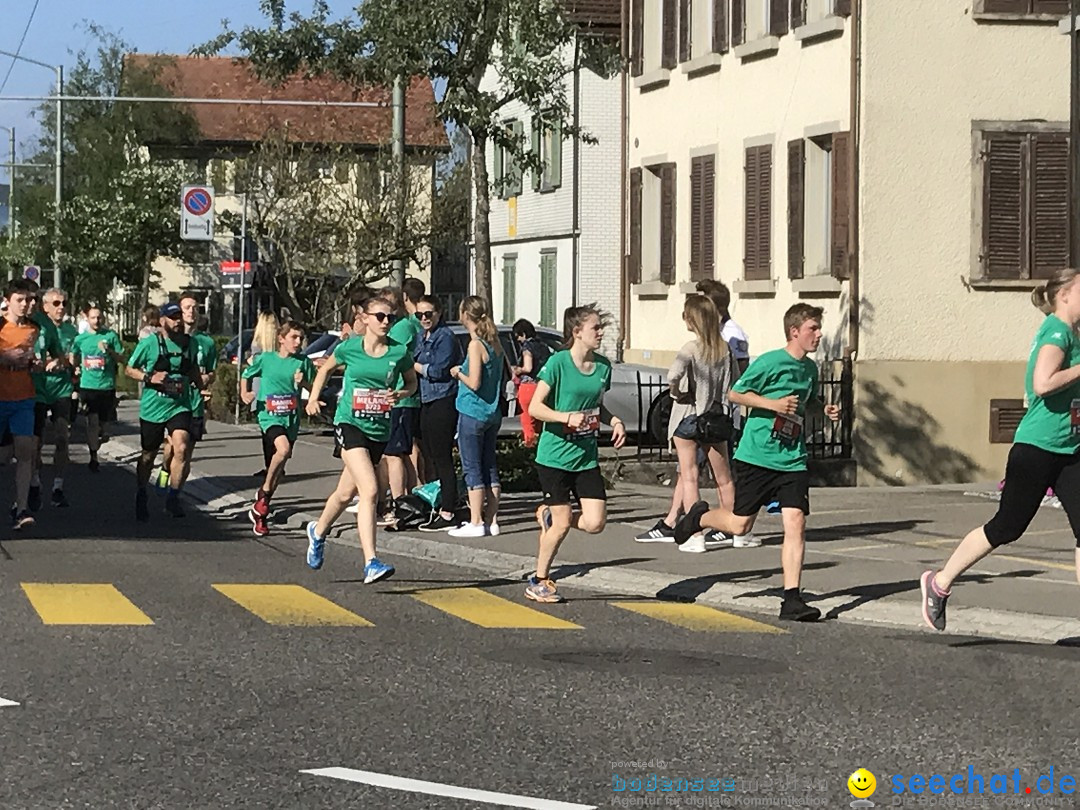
[689,155,716,281]
[792,0,851,27]
[531,116,563,192]
[978,128,1068,280]
[680,0,728,60]
[788,132,851,280]
[632,0,678,75]
[746,0,770,40]
[502,256,517,322]
[744,145,772,281]
[733,0,792,45]
[629,162,677,285]
[974,0,1068,18]
[493,120,524,200]
[540,252,557,327]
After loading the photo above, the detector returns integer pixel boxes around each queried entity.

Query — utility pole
[54,64,63,290]
[1071,0,1080,267]
[0,125,14,240]
[391,73,406,288]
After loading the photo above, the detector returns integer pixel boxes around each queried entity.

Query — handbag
[693,403,734,445]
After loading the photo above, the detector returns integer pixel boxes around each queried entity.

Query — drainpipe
[846,0,861,362]
[618,0,630,363]
[573,34,581,311]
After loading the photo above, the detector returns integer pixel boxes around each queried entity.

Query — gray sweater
[667,340,735,445]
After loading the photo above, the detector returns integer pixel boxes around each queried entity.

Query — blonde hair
[253,311,280,354]
[459,295,501,355]
[683,295,727,365]
[1032,268,1080,315]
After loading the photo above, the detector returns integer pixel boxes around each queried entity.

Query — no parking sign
[180,184,215,241]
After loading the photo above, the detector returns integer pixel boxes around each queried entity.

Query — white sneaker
[733,533,761,548]
[487,523,500,536]
[345,498,359,515]
[679,533,707,553]
[448,522,486,538]
[704,529,733,548]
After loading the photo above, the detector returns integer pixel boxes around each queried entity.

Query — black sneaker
[135,489,149,523]
[673,501,710,545]
[635,519,676,543]
[51,489,69,508]
[12,509,34,531]
[920,570,949,631]
[164,494,186,518]
[419,513,457,532]
[88,456,100,473]
[779,593,821,622]
[28,485,42,512]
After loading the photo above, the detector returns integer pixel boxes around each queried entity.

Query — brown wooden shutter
[788,139,805,280]
[770,0,789,35]
[982,0,1030,12]
[791,0,805,28]
[744,148,759,279]
[702,155,715,280]
[680,0,692,62]
[713,0,729,52]
[1030,132,1069,280]
[745,146,771,280]
[660,163,677,284]
[731,0,745,46]
[982,133,1026,279]
[690,159,703,279]
[630,168,643,284]
[835,0,852,16]
[831,131,851,279]
[1033,0,1069,14]
[662,0,679,68]
[631,0,644,76]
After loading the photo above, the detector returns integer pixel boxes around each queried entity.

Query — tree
[199,0,618,310]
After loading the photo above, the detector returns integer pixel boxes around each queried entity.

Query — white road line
[0,697,19,707]
[300,767,597,809]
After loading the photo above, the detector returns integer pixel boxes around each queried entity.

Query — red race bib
[84,355,106,371]
[771,412,804,446]
[565,407,601,438]
[352,388,393,417]
[265,394,297,415]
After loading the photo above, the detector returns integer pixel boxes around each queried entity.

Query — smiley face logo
[848,769,876,798]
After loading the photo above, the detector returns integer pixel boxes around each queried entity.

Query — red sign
[220,261,253,275]
[183,187,213,216]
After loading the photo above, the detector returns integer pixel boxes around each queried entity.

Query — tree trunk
[470,128,492,311]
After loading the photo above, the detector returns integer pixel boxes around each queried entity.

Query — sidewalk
[99,402,1080,644]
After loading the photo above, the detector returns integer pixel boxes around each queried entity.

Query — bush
[495,439,540,492]
[208,361,253,423]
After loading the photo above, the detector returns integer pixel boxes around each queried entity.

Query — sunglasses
[416,310,436,320]
[367,311,398,324]
[48,300,68,307]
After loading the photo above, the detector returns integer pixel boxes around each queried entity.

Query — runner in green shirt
[30,288,77,509]
[241,319,316,537]
[70,306,126,474]
[125,301,205,522]
[674,303,840,623]
[922,268,1080,633]
[305,292,417,584]
[524,304,626,604]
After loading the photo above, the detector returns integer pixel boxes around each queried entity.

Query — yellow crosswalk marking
[212,584,373,626]
[611,601,785,634]
[21,583,154,625]
[411,587,581,629]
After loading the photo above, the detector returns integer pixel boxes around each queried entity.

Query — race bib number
[1071,399,1080,437]
[158,376,184,398]
[566,407,601,439]
[84,355,106,371]
[352,388,393,417]
[265,394,297,415]
[771,412,804,446]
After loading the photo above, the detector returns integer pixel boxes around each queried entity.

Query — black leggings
[985,442,1080,547]
[420,396,458,513]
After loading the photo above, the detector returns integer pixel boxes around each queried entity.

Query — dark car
[220,329,255,364]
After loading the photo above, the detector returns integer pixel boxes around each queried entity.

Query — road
[1,454,1080,808]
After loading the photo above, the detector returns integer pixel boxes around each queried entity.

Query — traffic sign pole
[235,193,247,425]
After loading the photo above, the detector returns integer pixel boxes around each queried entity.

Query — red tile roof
[123,55,448,150]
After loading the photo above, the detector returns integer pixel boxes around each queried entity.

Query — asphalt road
[2,458,1080,809]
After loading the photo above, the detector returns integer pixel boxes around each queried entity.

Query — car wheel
[646,393,672,446]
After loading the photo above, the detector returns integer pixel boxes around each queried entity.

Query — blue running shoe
[363,558,395,584]
[306,521,325,570]
[766,500,782,514]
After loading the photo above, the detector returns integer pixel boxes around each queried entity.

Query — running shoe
[51,489,69,508]
[251,493,270,518]
[419,513,457,532]
[363,558,395,584]
[779,593,821,622]
[704,529,733,548]
[733,533,761,548]
[536,505,553,532]
[635,519,676,543]
[674,501,710,545]
[28,485,41,513]
[448,522,486,538]
[135,489,149,523]
[305,521,325,570]
[12,509,34,531]
[766,501,782,514]
[164,493,186,518]
[88,456,100,473]
[487,523,500,537]
[525,577,564,603]
[250,509,269,537]
[679,533,707,553]
[920,570,950,631]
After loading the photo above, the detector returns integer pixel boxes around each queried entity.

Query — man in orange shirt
[0,279,47,529]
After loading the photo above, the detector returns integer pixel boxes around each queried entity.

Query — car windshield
[304,333,339,356]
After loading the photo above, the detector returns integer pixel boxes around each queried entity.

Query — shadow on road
[654,561,838,603]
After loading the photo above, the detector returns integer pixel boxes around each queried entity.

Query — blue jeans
[457,413,500,489]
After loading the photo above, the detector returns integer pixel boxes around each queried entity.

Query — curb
[97,436,1080,646]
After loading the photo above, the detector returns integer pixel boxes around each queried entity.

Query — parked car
[220,330,255,364]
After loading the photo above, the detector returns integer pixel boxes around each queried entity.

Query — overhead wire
[0,0,43,96]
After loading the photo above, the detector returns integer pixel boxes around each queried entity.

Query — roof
[122,55,449,150]
[562,0,622,29]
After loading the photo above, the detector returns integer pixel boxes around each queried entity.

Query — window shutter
[1033,0,1069,14]
[662,0,679,69]
[702,155,715,280]
[788,139,805,280]
[982,0,1032,12]
[691,159,703,280]
[549,121,563,190]
[1030,132,1069,280]
[732,0,745,46]
[982,133,1026,279]
[680,0,692,62]
[835,0,852,15]
[660,162,677,285]
[770,0,790,35]
[631,0,644,76]
[744,147,762,279]
[531,120,541,191]
[831,131,851,279]
[791,0,805,28]
[630,167,643,284]
[509,120,524,197]
[757,147,773,280]
[503,258,517,322]
[713,0,729,52]
[494,139,505,199]
[540,253,558,328]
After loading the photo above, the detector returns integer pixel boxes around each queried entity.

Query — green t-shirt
[388,314,422,409]
[72,329,124,391]
[188,333,219,417]
[31,315,76,404]
[534,350,612,472]
[332,337,412,441]
[128,332,199,424]
[731,348,819,472]
[1014,314,1080,454]
[242,351,317,439]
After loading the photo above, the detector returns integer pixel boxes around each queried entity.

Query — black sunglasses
[416,310,436,319]
[368,311,398,324]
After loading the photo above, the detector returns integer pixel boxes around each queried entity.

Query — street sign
[180,184,215,241]
[220,260,253,290]
[22,265,39,282]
